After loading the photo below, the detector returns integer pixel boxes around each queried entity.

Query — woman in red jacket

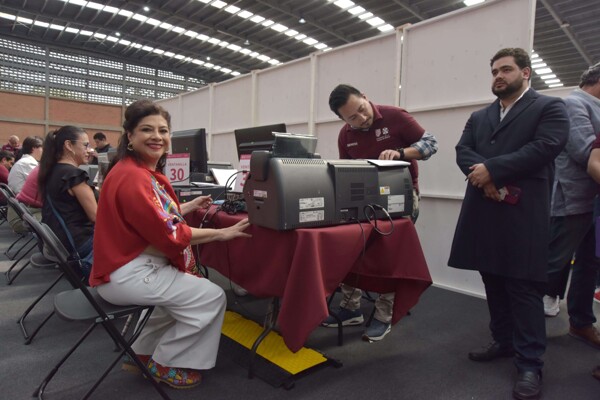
[91,100,250,389]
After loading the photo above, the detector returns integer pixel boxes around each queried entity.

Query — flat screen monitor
[234,123,287,159]
[171,128,208,174]
[272,132,317,158]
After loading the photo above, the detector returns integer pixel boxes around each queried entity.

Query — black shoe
[468,342,514,362]
[513,371,541,400]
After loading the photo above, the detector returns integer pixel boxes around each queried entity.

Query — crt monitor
[234,123,287,159]
[170,128,208,174]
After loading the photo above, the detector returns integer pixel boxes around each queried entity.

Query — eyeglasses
[71,140,90,148]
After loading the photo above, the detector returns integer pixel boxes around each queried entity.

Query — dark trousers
[481,272,546,373]
[546,213,600,328]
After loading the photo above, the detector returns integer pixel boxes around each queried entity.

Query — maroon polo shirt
[337,102,425,191]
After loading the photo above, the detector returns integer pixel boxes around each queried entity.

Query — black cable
[363,204,394,236]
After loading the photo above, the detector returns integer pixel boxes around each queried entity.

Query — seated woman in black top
[38,125,96,281]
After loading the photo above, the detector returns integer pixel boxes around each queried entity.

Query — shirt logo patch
[347,142,358,147]
[376,127,391,142]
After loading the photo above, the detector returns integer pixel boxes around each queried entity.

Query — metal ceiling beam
[390,0,426,21]
[254,0,352,43]
[539,0,594,65]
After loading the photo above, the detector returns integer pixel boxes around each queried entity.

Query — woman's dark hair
[21,136,44,156]
[38,125,85,197]
[108,99,171,175]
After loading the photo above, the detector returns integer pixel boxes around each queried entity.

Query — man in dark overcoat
[448,48,569,400]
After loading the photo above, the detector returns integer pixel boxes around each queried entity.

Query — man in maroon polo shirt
[322,84,437,342]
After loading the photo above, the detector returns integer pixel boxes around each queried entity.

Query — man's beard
[492,77,524,99]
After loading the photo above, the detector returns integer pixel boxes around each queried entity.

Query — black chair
[0,184,35,261]
[4,197,37,284]
[22,214,171,400]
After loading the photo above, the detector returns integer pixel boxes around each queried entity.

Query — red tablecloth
[188,208,432,352]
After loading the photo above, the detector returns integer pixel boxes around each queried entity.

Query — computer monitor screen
[272,133,317,157]
[234,123,287,159]
[170,128,208,174]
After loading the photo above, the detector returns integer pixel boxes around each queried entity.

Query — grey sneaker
[322,307,364,327]
[543,295,559,317]
[362,319,391,342]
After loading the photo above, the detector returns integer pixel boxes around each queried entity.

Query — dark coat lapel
[491,89,538,139]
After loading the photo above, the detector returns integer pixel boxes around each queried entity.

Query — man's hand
[482,182,502,201]
[379,149,400,160]
[468,163,492,188]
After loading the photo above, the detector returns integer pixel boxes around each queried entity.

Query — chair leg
[10,234,36,260]
[82,309,171,400]
[18,272,64,342]
[5,241,36,285]
[24,311,55,345]
[4,233,28,260]
[34,323,98,399]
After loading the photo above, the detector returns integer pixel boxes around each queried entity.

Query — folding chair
[0,184,35,261]
[4,197,37,284]
[22,214,171,400]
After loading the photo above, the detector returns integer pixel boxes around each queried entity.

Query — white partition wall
[159,0,542,297]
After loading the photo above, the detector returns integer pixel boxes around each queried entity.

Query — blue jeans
[76,235,94,283]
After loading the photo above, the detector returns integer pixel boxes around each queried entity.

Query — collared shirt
[7,154,38,194]
[500,87,530,121]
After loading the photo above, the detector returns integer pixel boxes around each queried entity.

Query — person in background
[2,135,20,154]
[0,150,14,206]
[448,48,568,400]
[541,62,600,352]
[88,132,112,165]
[38,126,96,282]
[7,166,43,233]
[7,136,43,194]
[91,99,250,389]
[321,83,438,342]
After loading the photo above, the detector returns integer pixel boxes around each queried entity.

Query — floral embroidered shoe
[147,358,202,389]
[121,353,151,374]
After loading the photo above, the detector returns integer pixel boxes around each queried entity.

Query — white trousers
[97,254,226,370]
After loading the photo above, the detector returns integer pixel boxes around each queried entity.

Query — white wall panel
[180,88,210,131]
[212,76,252,134]
[256,59,312,126]
[315,34,398,123]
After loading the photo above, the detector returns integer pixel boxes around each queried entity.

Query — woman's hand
[219,218,251,241]
[180,195,212,215]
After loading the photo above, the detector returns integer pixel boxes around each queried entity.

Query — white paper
[367,159,411,167]
[210,168,238,188]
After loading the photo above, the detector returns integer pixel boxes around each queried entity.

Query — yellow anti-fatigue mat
[221,311,328,375]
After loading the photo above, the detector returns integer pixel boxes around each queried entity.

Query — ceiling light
[378,24,394,32]
[314,43,328,50]
[146,18,160,26]
[285,29,298,36]
[115,32,121,36]
[334,0,355,9]
[49,24,65,31]
[143,6,150,12]
[197,34,209,41]
[159,22,173,30]
[540,74,556,79]
[348,6,365,15]
[271,24,288,32]
[250,15,265,23]
[532,62,547,69]
[303,37,318,45]
[206,56,211,60]
[295,34,307,40]
[65,27,80,33]
[85,2,104,10]
[104,5,119,13]
[208,38,220,44]
[240,48,251,54]
[185,31,198,38]
[16,16,33,24]
[204,63,214,68]
[238,11,253,19]
[210,0,227,9]
[548,83,564,88]
[231,71,241,76]
[366,17,384,27]
[227,44,241,51]
[535,68,552,75]
[262,20,274,27]
[299,18,306,24]
[358,12,373,20]
[225,5,240,14]
[172,27,185,33]
[544,78,560,84]
[221,68,232,73]
[244,39,250,45]
[118,9,133,17]
[463,0,485,6]
[33,20,50,27]
[257,55,271,61]
[132,14,147,22]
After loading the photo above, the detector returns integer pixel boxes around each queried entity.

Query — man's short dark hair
[21,136,43,155]
[490,48,532,79]
[0,150,14,162]
[579,62,600,88]
[329,84,362,118]
[93,132,107,141]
